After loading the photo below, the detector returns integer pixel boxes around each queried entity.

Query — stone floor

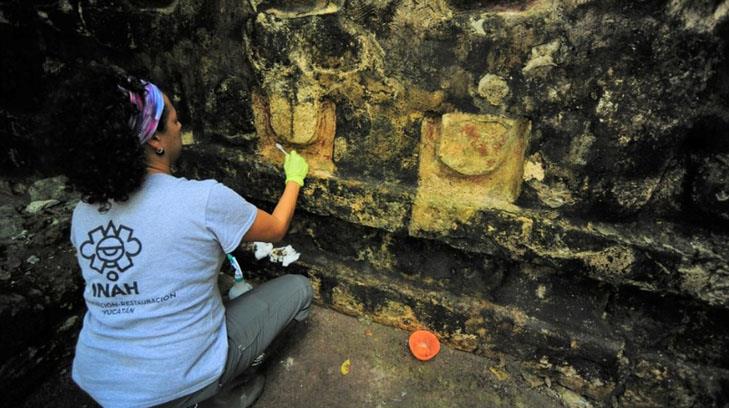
[22,305,570,408]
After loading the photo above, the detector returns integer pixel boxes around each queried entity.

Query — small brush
[275,143,288,155]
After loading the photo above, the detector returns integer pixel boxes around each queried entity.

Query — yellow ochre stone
[268,95,333,145]
[268,94,293,143]
[259,0,341,19]
[410,113,530,235]
[253,90,337,175]
[293,101,322,144]
[437,113,514,176]
[449,330,479,352]
[331,286,365,316]
[373,300,423,332]
[477,74,510,106]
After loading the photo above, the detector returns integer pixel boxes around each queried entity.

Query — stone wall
[0,177,83,405]
[2,0,729,406]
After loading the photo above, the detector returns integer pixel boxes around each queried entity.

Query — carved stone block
[268,95,335,146]
[253,91,336,175]
[410,113,530,234]
[437,113,515,176]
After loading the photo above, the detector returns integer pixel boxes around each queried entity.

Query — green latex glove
[284,150,309,187]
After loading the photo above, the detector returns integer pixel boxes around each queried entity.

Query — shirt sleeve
[205,182,258,254]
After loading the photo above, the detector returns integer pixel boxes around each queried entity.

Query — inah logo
[80,221,142,282]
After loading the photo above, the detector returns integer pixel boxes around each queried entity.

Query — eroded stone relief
[411,113,530,234]
[253,88,337,175]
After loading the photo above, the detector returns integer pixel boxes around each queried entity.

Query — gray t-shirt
[70,173,257,407]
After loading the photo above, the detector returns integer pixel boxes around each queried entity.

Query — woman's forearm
[271,181,301,234]
[242,152,308,243]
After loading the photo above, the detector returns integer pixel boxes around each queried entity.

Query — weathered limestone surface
[2,0,729,406]
[0,178,83,405]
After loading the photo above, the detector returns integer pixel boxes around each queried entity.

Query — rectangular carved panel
[253,91,336,176]
[410,113,530,234]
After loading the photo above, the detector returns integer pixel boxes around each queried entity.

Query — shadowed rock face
[2,0,729,406]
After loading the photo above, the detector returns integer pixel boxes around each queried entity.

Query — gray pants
[157,274,313,408]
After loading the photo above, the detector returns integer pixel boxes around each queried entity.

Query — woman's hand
[284,150,309,187]
[241,151,308,243]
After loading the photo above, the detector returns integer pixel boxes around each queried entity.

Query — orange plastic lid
[408,330,440,361]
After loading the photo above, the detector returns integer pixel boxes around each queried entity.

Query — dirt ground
[22,305,568,408]
[254,306,565,408]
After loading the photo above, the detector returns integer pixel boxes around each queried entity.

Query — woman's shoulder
[148,174,220,190]
[152,176,240,204]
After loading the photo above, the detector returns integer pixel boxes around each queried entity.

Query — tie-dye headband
[120,81,164,144]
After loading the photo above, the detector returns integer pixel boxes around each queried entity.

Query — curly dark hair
[53,63,168,211]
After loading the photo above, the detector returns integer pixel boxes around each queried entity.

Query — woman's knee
[287,274,313,301]
[276,274,312,322]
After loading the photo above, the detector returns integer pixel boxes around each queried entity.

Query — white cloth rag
[253,242,300,267]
